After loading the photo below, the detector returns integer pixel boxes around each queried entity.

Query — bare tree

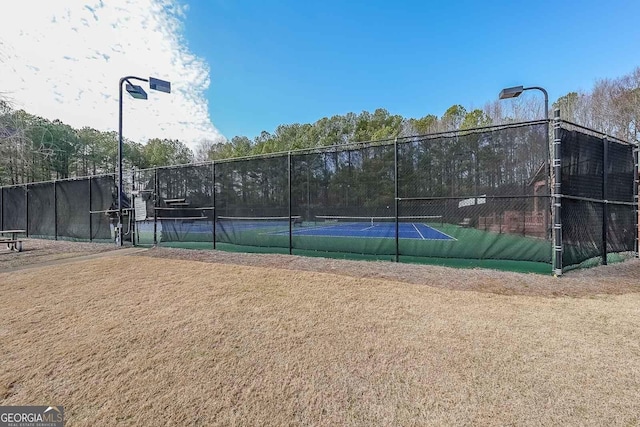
[194,138,220,162]
[0,100,31,185]
[557,67,640,143]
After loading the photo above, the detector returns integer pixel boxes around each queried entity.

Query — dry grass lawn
[0,239,116,272]
[1,254,639,426]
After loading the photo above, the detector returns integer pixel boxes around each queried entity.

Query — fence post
[394,137,399,262]
[288,152,293,255]
[89,177,93,242]
[25,185,29,237]
[545,115,551,241]
[212,162,216,250]
[131,168,136,246]
[0,188,3,231]
[53,180,58,240]
[602,137,608,265]
[634,145,639,257]
[153,168,158,246]
[552,109,563,276]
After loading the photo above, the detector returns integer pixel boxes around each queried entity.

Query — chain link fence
[559,124,637,269]
[1,120,637,274]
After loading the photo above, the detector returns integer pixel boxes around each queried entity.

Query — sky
[1,0,639,149]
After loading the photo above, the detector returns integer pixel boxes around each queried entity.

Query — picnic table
[0,229,26,252]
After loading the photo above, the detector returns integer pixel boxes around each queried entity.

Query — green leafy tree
[76,127,117,175]
[409,114,438,134]
[461,109,492,129]
[441,105,467,130]
[142,138,193,167]
[230,136,253,157]
[355,108,403,141]
[207,141,236,160]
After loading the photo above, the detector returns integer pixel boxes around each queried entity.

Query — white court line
[360,225,376,231]
[288,223,345,234]
[412,223,426,240]
[419,223,458,241]
[265,222,458,242]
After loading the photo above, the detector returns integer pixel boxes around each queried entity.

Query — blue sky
[2,0,638,147]
[183,0,640,140]
[2,0,221,147]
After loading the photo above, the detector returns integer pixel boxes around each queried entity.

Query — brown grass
[0,239,116,272]
[140,247,640,298]
[1,255,639,426]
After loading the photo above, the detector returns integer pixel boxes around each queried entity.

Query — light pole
[499,84,554,264]
[498,85,548,122]
[117,76,171,246]
[499,85,550,197]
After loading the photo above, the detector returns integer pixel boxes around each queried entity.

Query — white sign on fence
[134,197,147,221]
[458,195,487,208]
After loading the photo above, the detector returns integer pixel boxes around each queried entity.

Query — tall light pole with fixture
[498,85,548,122]
[499,84,556,271]
[499,86,550,185]
[117,76,171,246]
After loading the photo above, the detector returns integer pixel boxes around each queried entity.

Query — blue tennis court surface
[283,221,454,240]
[139,218,455,241]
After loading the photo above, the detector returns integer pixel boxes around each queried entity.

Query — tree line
[0,101,193,186]
[1,66,637,187]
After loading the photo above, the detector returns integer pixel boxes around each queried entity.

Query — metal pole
[523,87,550,239]
[212,162,216,250]
[53,180,58,240]
[306,161,310,221]
[544,93,551,241]
[117,78,124,247]
[131,167,136,246]
[89,177,93,242]
[602,137,608,265]
[394,137,399,262]
[117,75,150,246]
[25,185,29,237]
[512,86,550,240]
[545,92,551,241]
[523,86,549,122]
[473,152,478,206]
[552,109,562,276]
[634,146,639,257]
[288,152,293,255]
[153,168,158,246]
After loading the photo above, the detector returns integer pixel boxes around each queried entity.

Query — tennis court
[280,216,454,240]
[147,215,452,241]
[134,215,552,273]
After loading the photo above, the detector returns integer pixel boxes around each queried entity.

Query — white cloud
[0,0,224,150]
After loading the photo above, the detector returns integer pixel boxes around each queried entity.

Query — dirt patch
[137,247,640,298]
[0,256,639,426]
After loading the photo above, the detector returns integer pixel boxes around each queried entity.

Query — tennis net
[216,215,302,228]
[314,215,444,227]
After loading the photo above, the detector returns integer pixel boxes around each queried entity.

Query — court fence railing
[1,117,637,274]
